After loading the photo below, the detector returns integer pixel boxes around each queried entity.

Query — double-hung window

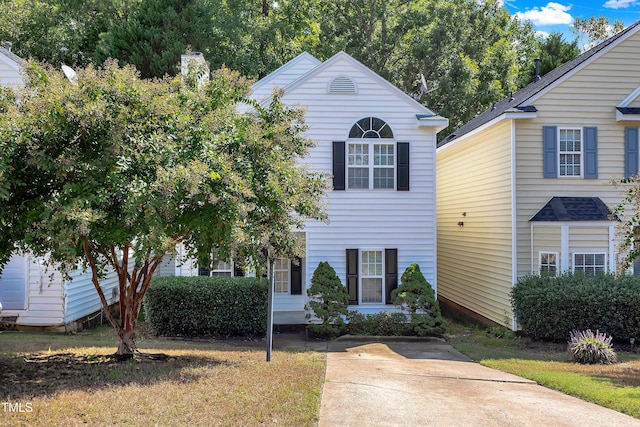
[345,248,398,305]
[361,250,384,303]
[559,128,582,177]
[539,252,558,276]
[573,253,606,275]
[274,257,291,294]
[347,117,395,190]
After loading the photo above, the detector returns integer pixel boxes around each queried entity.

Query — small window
[573,253,606,275]
[559,128,582,177]
[539,252,558,276]
[274,257,290,294]
[361,250,383,303]
[212,260,233,276]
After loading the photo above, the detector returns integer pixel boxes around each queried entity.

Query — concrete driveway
[318,337,640,427]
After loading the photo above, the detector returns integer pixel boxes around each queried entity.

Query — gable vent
[328,76,357,94]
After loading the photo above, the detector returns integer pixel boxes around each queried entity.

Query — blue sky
[503,1,640,45]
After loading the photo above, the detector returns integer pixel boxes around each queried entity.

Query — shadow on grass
[0,352,236,401]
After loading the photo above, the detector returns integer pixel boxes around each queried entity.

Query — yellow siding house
[437,21,640,330]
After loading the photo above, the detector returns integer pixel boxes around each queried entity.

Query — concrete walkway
[316,337,640,427]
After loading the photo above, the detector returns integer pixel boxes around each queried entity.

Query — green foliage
[0,59,326,354]
[306,262,349,338]
[144,276,268,337]
[568,329,618,365]
[345,311,409,336]
[391,263,446,336]
[96,0,215,78]
[538,33,580,78]
[0,0,139,68]
[571,15,625,48]
[511,273,640,340]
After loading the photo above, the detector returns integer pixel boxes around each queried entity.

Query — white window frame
[538,251,558,276]
[558,127,583,177]
[572,252,606,275]
[212,260,234,276]
[273,257,290,294]
[347,141,395,190]
[359,249,384,304]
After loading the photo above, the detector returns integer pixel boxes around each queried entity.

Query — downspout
[511,119,518,331]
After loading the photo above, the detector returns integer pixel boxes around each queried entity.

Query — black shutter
[385,249,398,304]
[234,264,244,277]
[346,249,358,305]
[333,141,345,190]
[397,142,410,191]
[290,257,302,295]
[198,267,210,276]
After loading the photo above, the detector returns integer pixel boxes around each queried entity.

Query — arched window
[349,117,394,139]
[347,117,395,189]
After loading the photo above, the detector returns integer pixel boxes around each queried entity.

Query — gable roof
[439,20,640,148]
[0,46,26,69]
[530,197,613,222]
[279,51,447,127]
[252,52,321,95]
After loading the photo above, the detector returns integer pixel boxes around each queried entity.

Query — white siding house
[0,48,119,330]
[175,52,448,324]
[436,21,640,329]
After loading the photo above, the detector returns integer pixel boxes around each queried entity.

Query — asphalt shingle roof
[530,197,613,222]
[438,20,640,148]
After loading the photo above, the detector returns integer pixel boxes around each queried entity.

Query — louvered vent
[328,76,357,94]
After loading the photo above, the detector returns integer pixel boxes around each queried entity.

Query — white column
[561,224,570,272]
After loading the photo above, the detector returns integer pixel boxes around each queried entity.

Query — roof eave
[416,115,449,132]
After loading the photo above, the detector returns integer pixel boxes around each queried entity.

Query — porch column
[560,224,570,272]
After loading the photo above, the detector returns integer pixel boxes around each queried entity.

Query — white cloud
[514,2,573,26]
[536,30,551,39]
[604,0,638,9]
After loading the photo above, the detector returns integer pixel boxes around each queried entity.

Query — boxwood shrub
[511,273,640,341]
[144,276,268,338]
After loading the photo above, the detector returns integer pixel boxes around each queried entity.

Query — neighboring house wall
[512,32,640,277]
[437,119,515,325]
[63,267,120,325]
[436,22,640,329]
[0,46,25,89]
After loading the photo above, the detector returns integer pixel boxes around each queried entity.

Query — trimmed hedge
[511,273,640,341]
[144,276,268,338]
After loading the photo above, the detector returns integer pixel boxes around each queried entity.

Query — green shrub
[345,311,409,336]
[511,272,640,340]
[391,263,447,336]
[568,329,618,364]
[306,261,349,338]
[144,276,268,338]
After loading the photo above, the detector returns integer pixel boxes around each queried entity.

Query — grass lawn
[0,325,325,427]
[447,322,640,419]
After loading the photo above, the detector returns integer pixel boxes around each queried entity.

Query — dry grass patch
[0,329,325,426]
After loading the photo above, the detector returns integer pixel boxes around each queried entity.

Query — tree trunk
[116,327,136,361]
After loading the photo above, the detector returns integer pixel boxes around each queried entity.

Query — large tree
[0,0,139,68]
[571,16,625,49]
[0,61,327,359]
[313,0,539,136]
[96,0,216,78]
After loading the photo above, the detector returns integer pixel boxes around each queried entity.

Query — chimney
[181,52,210,88]
[534,58,541,82]
[4,41,12,52]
